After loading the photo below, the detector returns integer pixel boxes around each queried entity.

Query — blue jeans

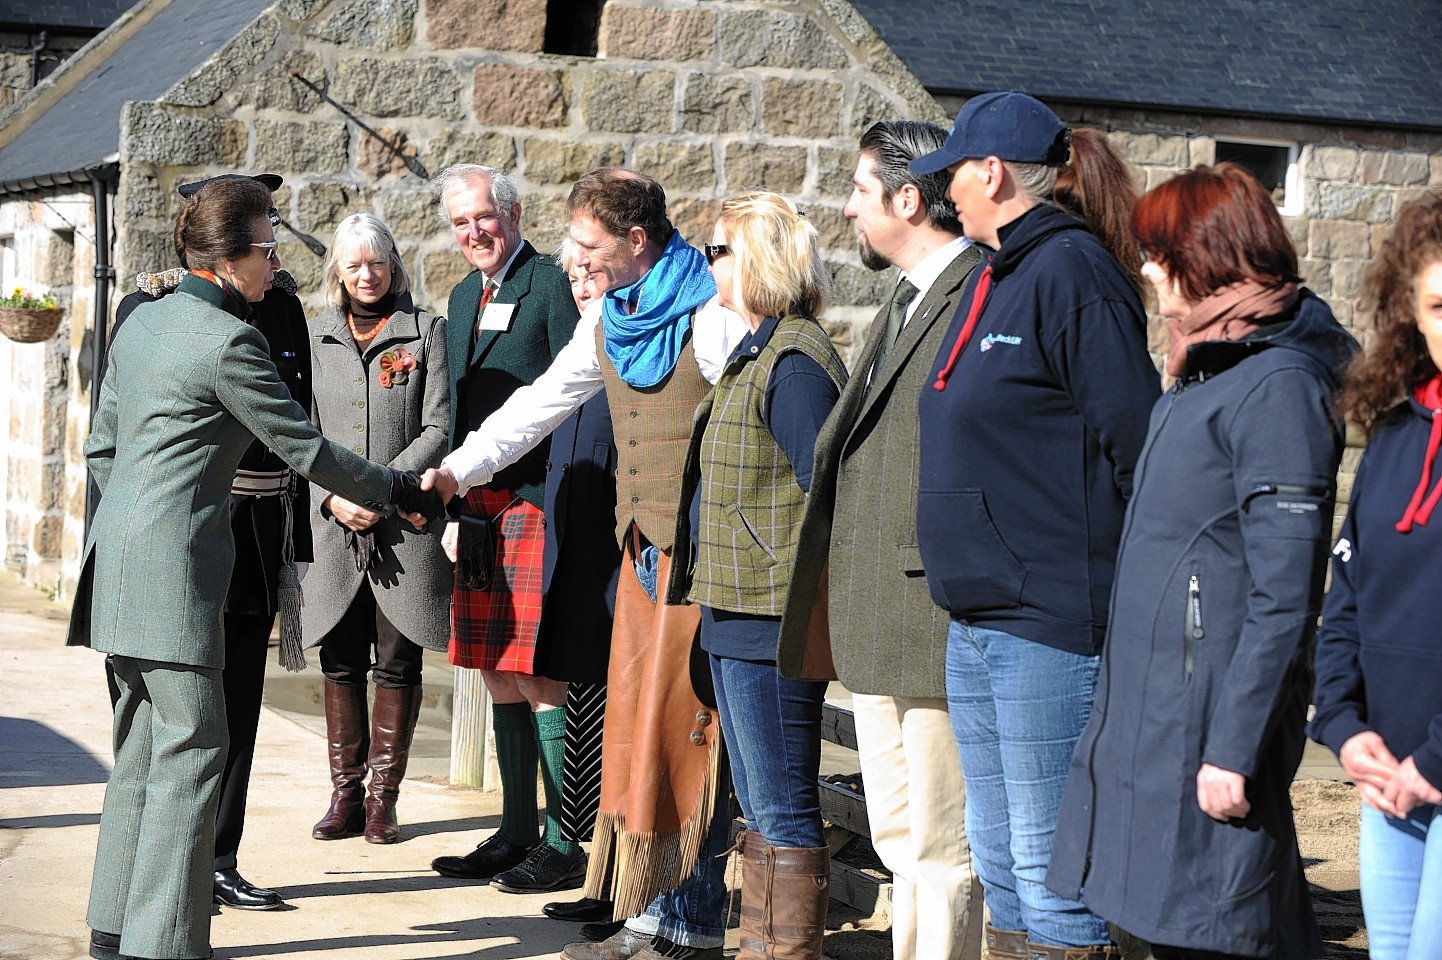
[710,654,826,847]
[1360,802,1442,960]
[945,620,1109,947]
[625,789,732,947]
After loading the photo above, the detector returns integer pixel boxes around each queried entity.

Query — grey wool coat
[302,295,452,652]
[67,276,398,668]
[778,244,983,696]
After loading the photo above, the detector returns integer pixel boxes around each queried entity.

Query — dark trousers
[213,611,272,871]
[318,585,423,689]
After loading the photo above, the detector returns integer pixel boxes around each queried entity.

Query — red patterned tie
[476,279,498,334]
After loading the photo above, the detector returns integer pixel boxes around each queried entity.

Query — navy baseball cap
[910,92,1070,175]
[177,173,283,198]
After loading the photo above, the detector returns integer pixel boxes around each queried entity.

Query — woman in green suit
[70,178,442,960]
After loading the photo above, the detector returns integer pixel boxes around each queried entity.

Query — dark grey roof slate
[850,0,1442,130]
[0,0,137,31]
[0,0,274,188]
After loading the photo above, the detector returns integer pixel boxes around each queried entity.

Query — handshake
[388,466,461,531]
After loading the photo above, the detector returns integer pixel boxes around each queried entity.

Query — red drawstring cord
[1398,406,1442,532]
[932,265,993,392]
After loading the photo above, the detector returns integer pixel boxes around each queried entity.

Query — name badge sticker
[479,303,516,332]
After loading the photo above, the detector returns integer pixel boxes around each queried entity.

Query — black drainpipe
[84,168,117,536]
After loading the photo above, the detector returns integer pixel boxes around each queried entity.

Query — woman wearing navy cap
[910,92,1158,959]
[1312,190,1442,960]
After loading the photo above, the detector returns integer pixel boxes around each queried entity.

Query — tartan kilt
[449,487,545,673]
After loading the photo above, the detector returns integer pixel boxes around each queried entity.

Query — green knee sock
[493,701,540,846]
[534,706,580,857]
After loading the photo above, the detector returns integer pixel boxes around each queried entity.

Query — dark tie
[877,278,919,364]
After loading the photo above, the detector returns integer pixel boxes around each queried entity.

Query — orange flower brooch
[378,347,416,388]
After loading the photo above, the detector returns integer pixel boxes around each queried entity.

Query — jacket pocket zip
[1242,482,1329,512]
[1185,574,1204,679]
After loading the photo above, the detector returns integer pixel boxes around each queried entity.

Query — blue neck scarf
[602,230,717,388]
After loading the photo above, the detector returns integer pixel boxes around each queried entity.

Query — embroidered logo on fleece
[979,333,1022,352]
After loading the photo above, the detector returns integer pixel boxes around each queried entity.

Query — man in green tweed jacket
[778,121,986,960]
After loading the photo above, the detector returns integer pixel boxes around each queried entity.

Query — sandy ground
[0,569,1365,959]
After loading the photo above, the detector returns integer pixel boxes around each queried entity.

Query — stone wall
[0,187,98,594]
[116,0,945,367]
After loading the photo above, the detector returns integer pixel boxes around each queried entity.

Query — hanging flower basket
[0,306,64,343]
[0,290,63,343]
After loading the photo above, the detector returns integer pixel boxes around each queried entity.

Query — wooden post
[450,666,497,788]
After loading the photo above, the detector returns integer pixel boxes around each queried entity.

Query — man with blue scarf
[432,168,747,960]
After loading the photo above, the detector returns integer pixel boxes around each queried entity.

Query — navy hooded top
[916,203,1159,655]
[1312,393,1442,791]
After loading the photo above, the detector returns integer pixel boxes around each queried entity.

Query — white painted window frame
[1214,135,1302,217]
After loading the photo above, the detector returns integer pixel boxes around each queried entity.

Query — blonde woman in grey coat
[304,213,452,844]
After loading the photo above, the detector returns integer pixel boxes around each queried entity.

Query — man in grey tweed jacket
[779,121,985,960]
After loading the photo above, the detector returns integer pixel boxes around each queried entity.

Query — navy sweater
[1311,397,1442,791]
[916,204,1159,655]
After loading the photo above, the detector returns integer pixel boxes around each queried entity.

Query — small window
[0,236,15,293]
[1215,138,1300,216]
[545,0,605,56]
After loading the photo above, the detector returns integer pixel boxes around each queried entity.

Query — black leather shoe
[491,844,587,893]
[212,868,284,910]
[431,833,534,880]
[89,930,120,960]
[580,920,627,942]
[544,896,614,923]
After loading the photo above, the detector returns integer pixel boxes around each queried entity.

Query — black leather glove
[388,469,446,526]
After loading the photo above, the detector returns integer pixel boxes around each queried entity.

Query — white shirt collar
[899,235,972,319]
[484,240,527,288]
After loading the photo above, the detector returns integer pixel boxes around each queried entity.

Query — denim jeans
[945,620,1109,947]
[1360,802,1442,960]
[710,653,826,847]
[625,791,732,947]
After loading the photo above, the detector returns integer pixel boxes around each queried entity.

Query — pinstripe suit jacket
[778,244,982,697]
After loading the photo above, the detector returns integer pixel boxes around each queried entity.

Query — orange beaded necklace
[347,310,391,343]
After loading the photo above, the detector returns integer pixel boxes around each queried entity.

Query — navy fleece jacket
[916,204,1159,655]
[1311,396,1442,791]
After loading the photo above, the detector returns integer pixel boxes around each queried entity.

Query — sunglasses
[703,243,730,265]
[251,241,279,262]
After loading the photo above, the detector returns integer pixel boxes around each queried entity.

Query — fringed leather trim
[583,732,725,920]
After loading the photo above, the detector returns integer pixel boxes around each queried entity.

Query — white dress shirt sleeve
[441,303,605,494]
[691,296,749,384]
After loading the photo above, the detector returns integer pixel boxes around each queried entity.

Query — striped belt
[232,468,291,497]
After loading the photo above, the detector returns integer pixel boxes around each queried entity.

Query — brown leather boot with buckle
[312,680,368,840]
[738,830,830,960]
[1025,941,1121,960]
[986,924,1029,960]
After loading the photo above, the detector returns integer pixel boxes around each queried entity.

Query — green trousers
[88,656,228,960]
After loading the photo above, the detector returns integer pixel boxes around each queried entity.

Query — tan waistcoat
[596,324,711,550]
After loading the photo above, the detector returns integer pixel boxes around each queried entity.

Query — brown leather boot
[363,684,422,844]
[738,831,830,960]
[312,681,369,840]
[986,925,1029,960]
[1024,941,1120,960]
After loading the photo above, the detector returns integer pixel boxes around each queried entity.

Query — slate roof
[0,0,137,31]
[0,0,275,191]
[851,0,1442,130]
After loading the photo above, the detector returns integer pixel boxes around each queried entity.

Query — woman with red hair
[1049,163,1357,958]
